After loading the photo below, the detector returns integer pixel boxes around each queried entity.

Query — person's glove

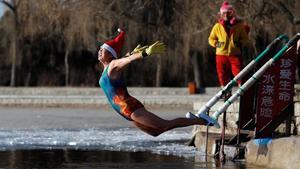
[125,44,148,57]
[142,41,166,57]
[216,41,224,48]
[131,44,148,54]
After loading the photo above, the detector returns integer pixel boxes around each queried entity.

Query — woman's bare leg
[132,121,161,136]
[130,108,206,136]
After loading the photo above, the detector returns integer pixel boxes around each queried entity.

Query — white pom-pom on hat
[117,28,122,32]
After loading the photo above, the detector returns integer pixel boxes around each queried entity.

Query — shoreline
[0,87,217,108]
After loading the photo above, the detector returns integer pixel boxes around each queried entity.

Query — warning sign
[255,46,296,134]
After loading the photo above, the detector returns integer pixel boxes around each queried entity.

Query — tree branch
[267,1,300,25]
[0,0,16,12]
[276,1,294,23]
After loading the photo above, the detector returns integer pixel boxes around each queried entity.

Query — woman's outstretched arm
[108,41,166,78]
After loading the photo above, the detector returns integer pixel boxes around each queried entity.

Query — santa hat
[220,1,235,14]
[101,28,125,58]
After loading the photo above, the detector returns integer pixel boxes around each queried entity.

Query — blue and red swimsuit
[99,65,144,121]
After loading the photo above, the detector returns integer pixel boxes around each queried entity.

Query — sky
[0,3,4,17]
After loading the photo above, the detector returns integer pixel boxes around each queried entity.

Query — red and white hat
[101,28,125,58]
[220,1,235,14]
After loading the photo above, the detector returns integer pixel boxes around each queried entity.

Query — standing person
[208,1,250,89]
[98,29,215,137]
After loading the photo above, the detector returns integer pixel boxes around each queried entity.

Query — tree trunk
[191,51,203,92]
[297,40,300,83]
[25,71,31,86]
[10,36,17,86]
[64,49,69,86]
[3,0,20,87]
[183,33,191,85]
[155,56,162,87]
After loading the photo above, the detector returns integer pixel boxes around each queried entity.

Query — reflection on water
[0,149,247,169]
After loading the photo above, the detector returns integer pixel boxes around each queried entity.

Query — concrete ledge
[192,131,235,156]
[0,87,190,95]
[192,132,300,168]
[0,87,214,107]
[246,137,300,169]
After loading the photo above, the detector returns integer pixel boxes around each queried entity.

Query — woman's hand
[216,41,224,48]
[131,44,148,54]
[142,41,166,57]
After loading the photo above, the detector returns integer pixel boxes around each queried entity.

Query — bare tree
[0,0,20,86]
[62,2,96,86]
[0,0,299,87]
[32,0,97,86]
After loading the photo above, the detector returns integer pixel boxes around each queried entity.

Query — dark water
[0,107,261,169]
[0,149,252,169]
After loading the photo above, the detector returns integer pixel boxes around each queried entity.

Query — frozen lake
[0,107,259,168]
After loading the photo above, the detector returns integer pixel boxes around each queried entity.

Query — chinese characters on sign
[256,46,296,133]
[279,59,293,101]
[260,74,275,118]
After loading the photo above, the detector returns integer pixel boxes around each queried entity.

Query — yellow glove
[142,41,166,57]
[131,44,148,54]
[125,44,148,57]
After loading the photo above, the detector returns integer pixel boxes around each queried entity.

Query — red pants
[216,55,242,86]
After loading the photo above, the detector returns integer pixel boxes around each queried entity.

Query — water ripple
[0,128,200,158]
